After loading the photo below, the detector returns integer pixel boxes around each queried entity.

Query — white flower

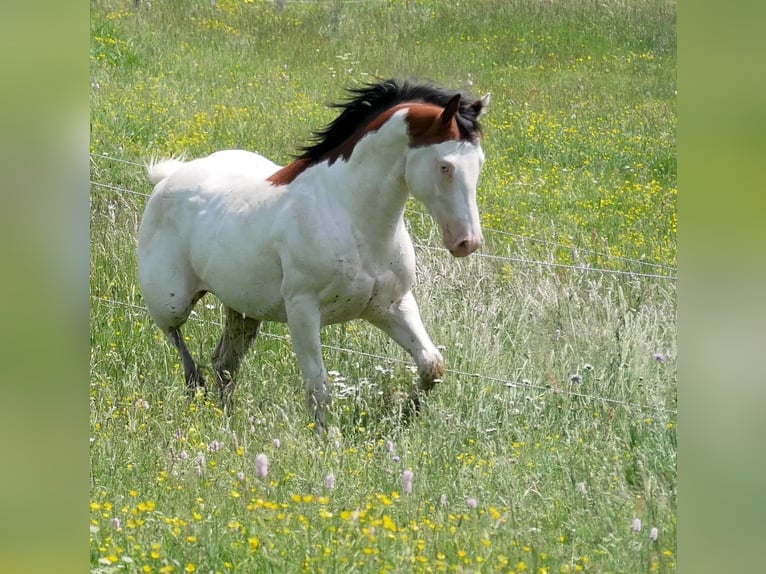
[402,470,414,494]
[255,453,269,478]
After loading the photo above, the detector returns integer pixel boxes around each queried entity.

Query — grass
[90,0,676,572]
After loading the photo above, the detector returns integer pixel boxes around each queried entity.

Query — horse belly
[215,281,288,323]
[189,237,288,322]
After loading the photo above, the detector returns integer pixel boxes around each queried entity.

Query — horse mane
[295,78,484,162]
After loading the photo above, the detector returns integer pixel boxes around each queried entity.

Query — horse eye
[439,163,452,175]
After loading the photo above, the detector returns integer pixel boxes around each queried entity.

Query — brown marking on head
[402,95,472,147]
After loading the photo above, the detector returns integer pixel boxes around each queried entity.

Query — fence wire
[90,153,677,281]
[93,295,676,415]
[90,151,676,415]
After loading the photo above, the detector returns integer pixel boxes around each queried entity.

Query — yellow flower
[248,537,260,551]
[184,564,196,573]
[381,514,398,532]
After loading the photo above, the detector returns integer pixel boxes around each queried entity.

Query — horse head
[403,93,490,257]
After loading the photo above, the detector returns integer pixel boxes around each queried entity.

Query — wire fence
[89,152,677,281]
[90,151,676,415]
[93,295,676,415]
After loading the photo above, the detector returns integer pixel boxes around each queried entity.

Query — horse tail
[147,158,186,185]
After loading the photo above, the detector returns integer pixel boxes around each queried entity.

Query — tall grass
[90,1,676,572]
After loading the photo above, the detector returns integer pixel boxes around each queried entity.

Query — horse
[137,79,490,432]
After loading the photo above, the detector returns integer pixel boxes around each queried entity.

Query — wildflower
[467,497,478,509]
[631,518,642,532]
[135,399,150,410]
[255,453,269,478]
[178,450,189,461]
[402,470,414,494]
[649,527,659,541]
[272,438,281,449]
[440,494,448,506]
[385,440,395,454]
[110,517,121,529]
[569,373,583,384]
[236,471,246,482]
[576,482,587,494]
[391,455,401,463]
[325,473,336,490]
[582,363,593,371]
[207,440,223,453]
[652,352,667,363]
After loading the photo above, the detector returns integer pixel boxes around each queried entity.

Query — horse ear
[471,93,491,119]
[439,94,462,125]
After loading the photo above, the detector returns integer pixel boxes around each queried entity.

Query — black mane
[296,78,483,162]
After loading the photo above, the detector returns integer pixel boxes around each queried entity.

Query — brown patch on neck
[267,102,468,187]
[267,159,311,186]
[267,109,406,186]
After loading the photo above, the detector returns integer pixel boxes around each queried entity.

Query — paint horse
[137,79,490,432]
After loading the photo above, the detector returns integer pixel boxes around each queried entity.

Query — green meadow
[90,1,676,572]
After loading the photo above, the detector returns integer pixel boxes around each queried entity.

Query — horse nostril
[450,238,478,257]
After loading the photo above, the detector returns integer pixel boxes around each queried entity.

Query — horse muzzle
[446,233,483,257]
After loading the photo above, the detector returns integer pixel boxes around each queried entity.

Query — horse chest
[316,257,407,325]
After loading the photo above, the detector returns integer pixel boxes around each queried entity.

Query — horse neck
[328,124,412,240]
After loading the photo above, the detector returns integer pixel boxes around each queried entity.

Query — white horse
[137,79,490,431]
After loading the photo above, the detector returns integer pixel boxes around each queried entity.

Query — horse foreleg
[212,307,261,407]
[367,291,445,412]
[285,295,329,434]
[168,327,206,393]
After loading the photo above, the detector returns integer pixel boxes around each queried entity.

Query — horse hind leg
[212,307,261,407]
[150,288,208,395]
[168,326,206,394]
